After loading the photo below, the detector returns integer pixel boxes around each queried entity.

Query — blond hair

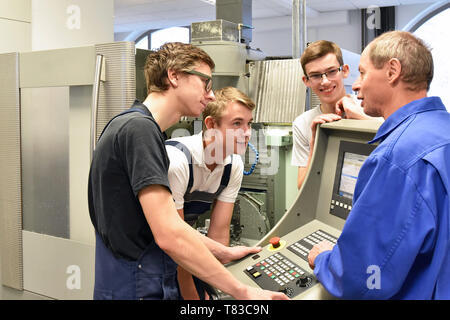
[367,31,433,91]
[300,40,344,76]
[203,87,255,127]
[144,42,215,94]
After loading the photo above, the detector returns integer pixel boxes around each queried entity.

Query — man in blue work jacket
[308,31,450,299]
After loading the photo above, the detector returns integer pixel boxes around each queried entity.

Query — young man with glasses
[292,40,374,189]
[166,86,254,300]
[88,42,288,300]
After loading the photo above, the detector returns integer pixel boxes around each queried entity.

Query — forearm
[297,154,312,189]
[177,265,201,300]
[297,166,308,189]
[159,215,247,298]
[198,231,229,262]
[139,186,246,298]
[207,224,230,247]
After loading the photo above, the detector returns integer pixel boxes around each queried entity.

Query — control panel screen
[338,152,368,199]
[330,141,376,220]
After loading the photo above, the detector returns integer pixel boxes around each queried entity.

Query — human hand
[309,113,342,152]
[238,285,290,300]
[308,240,335,270]
[219,245,262,265]
[335,94,369,119]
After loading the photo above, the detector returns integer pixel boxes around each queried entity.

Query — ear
[204,116,215,130]
[167,68,179,88]
[341,64,350,79]
[387,58,402,85]
[302,75,310,88]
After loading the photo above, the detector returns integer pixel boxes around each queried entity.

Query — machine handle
[241,192,264,209]
[90,54,104,161]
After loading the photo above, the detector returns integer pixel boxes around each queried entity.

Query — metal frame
[403,0,450,32]
[0,52,23,290]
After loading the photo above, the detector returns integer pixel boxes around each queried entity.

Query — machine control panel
[287,230,338,262]
[227,121,381,299]
[244,252,316,298]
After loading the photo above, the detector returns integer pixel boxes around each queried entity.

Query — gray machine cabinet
[0,42,136,299]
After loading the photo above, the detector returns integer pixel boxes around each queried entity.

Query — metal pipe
[90,54,104,161]
[292,0,307,59]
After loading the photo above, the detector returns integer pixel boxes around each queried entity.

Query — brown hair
[300,40,344,75]
[203,87,255,127]
[144,42,215,94]
[367,31,433,91]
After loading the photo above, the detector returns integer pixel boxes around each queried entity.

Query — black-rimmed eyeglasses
[184,70,213,93]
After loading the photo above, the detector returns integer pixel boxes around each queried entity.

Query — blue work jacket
[314,96,450,299]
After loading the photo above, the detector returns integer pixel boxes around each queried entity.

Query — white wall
[249,3,437,57]
[31,0,114,51]
[251,9,361,57]
[1,0,115,53]
[113,4,435,58]
[0,0,31,53]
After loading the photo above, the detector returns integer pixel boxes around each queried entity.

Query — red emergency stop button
[269,237,281,248]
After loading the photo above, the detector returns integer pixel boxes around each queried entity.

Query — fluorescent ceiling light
[200,0,216,5]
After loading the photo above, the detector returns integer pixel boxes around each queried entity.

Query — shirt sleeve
[291,117,311,167]
[217,155,244,203]
[166,146,190,210]
[314,155,436,299]
[116,116,171,196]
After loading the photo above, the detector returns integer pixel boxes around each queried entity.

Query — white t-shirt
[165,132,244,210]
[291,105,322,167]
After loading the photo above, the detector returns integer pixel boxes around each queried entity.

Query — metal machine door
[0,42,136,299]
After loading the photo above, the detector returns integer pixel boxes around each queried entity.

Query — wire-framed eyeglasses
[306,66,343,83]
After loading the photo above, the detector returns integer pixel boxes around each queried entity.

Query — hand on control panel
[308,240,335,270]
[219,245,262,264]
[243,286,290,300]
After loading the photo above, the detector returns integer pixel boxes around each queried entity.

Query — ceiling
[114,0,439,33]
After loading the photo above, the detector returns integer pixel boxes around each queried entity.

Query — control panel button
[244,252,315,299]
[246,266,255,273]
[278,286,294,297]
[287,229,339,263]
[296,274,312,287]
[269,237,281,248]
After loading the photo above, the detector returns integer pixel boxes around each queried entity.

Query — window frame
[134,26,191,51]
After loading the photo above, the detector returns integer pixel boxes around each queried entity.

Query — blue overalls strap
[164,140,194,194]
[98,100,150,142]
[218,157,233,194]
[182,156,233,222]
[182,156,233,203]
